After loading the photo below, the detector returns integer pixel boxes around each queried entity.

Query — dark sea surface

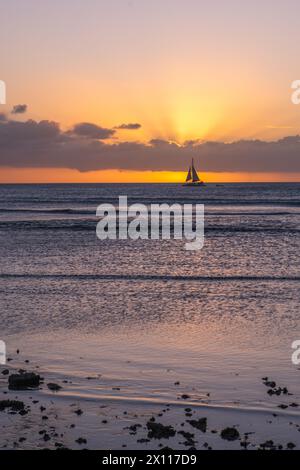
[0,183,300,448]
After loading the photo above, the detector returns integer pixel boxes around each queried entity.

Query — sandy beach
[1,328,300,450]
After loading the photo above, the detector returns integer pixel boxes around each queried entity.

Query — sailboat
[183,158,205,186]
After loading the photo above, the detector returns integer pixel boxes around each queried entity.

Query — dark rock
[146,422,176,439]
[187,418,207,433]
[260,440,276,450]
[178,430,195,445]
[43,434,51,442]
[220,427,240,441]
[240,440,249,449]
[287,442,296,449]
[76,437,87,445]
[47,383,62,392]
[74,409,83,416]
[264,381,276,388]
[181,394,190,400]
[0,400,25,412]
[128,424,142,433]
[1,369,9,376]
[8,372,41,390]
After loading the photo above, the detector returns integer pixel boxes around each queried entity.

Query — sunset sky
[0,0,300,182]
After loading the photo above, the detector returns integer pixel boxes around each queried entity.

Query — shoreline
[1,350,300,450]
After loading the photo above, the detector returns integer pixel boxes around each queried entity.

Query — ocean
[0,183,300,449]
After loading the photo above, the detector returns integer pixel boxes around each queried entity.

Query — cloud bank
[0,117,299,173]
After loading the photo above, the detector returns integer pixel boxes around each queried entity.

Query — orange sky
[0,1,300,183]
[1,168,300,184]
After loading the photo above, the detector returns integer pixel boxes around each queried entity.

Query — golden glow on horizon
[0,168,299,184]
[8,49,292,146]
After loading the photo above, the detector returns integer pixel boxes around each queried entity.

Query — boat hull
[182,182,205,187]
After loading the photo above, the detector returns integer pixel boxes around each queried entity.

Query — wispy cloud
[11,104,28,114]
[115,123,141,130]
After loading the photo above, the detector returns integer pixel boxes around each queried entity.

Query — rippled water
[0,183,299,417]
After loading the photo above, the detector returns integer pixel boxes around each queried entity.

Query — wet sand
[1,349,300,450]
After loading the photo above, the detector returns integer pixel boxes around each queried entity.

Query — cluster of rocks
[262,377,290,396]
[1,359,299,450]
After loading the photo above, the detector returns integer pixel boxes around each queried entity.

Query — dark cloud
[0,119,61,142]
[0,117,300,173]
[70,122,115,139]
[183,139,202,147]
[149,139,171,147]
[11,104,28,114]
[115,123,141,130]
